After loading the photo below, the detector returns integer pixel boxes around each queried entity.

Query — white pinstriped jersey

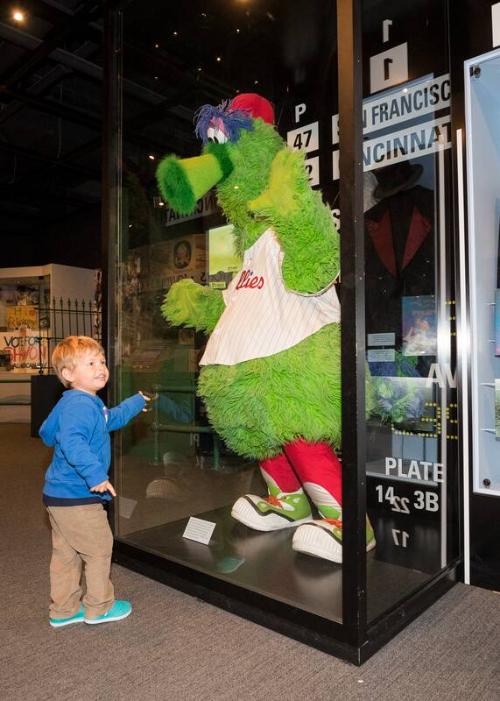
[199,228,340,366]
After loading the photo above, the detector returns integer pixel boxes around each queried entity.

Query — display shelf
[117,506,436,624]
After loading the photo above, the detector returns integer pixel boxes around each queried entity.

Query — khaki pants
[47,504,114,620]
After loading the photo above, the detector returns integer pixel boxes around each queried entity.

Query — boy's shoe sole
[49,605,85,628]
[85,600,132,625]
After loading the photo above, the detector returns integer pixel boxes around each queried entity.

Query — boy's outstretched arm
[161,279,225,333]
[248,148,340,294]
[106,392,146,432]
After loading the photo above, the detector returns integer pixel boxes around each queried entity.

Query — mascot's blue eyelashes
[194,100,254,144]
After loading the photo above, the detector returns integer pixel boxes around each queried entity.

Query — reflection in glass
[363,0,459,620]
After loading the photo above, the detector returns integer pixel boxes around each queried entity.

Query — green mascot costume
[157,93,375,563]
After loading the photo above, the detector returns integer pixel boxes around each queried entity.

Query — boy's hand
[139,390,155,412]
[90,480,116,497]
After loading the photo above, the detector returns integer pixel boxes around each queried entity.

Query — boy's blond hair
[52,336,105,388]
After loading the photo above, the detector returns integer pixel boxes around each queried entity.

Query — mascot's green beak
[156,145,233,216]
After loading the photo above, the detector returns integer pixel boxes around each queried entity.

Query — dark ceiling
[0,0,432,266]
[0,0,105,262]
[0,0,293,266]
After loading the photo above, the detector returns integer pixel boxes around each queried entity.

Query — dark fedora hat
[372,160,423,199]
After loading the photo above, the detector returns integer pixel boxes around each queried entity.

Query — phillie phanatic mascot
[156,93,375,563]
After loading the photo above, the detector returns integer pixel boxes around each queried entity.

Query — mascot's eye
[207,125,228,145]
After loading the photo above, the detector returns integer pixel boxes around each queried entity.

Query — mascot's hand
[248,148,305,218]
[161,278,224,333]
[161,279,204,327]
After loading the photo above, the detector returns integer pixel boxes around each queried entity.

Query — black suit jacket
[364,185,435,348]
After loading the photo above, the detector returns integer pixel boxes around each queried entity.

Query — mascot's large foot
[292,517,376,564]
[231,490,313,532]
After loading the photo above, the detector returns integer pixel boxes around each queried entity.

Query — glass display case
[105,0,461,663]
[361,0,460,619]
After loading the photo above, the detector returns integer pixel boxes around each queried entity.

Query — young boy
[40,335,149,628]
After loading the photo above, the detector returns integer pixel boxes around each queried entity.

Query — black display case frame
[103,0,461,665]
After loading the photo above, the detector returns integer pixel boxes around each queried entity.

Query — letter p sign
[295,103,307,123]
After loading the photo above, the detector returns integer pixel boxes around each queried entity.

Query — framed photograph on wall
[402,295,437,356]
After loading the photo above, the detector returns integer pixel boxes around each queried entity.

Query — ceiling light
[216,56,221,62]
[12,9,25,22]
[173,31,178,37]
[148,154,155,160]
[154,43,159,48]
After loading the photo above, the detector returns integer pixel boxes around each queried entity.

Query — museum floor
[1,422,499,700]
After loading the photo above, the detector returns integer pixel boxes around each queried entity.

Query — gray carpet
[1,423,500,701]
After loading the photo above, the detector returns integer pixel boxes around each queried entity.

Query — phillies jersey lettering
[235,270,265,290]
[200,228,340,366]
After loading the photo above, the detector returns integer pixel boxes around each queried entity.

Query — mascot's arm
[161,279,225,334]
[249,148,340,294]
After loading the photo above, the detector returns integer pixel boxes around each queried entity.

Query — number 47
[392,529,409,547]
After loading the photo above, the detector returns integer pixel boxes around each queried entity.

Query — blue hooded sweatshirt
[40,389,145,504]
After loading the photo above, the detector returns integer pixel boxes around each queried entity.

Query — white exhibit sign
[183,516,216,545]
[286,121,319,153]
[368,332,396,347]
[367,348,396,363]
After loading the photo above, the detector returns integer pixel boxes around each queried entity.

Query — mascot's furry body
[157,94,374,563]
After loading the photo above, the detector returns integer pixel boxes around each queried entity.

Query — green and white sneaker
[231,488,313,532]
[292,511,376,564]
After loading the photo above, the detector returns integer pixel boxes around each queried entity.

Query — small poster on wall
[371,375,436,434]
[208,224,241,290]
[402,295,437,356]
[7,305,38,330]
